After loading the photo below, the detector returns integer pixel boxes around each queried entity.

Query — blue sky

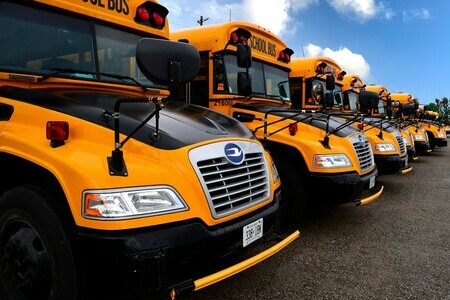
[164,0,449,105]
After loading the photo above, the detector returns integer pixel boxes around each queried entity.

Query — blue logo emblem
[358,134,365,147]
[224,143,244,165]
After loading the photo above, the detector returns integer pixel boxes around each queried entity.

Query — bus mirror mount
[237,72,252,96]
[236,44,252,68]
[136,38,200,85]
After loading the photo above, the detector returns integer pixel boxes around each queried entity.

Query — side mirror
[237,72,252,96]
[402,103,418,116]
[359,90,379,110]
[136,38,200,85]
[237,44,252,68]
[326,75,335,90]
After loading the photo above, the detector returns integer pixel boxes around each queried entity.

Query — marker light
[136,6,150,21]
[151,12,164,26]
[288,123,298,135]
[315,62,327,74]
[135,3,168,28]
[337,71,346,80]
[46,121,69,141]
[230,32,239,42]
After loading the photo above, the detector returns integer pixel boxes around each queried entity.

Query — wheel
[271,152,306,228]
[0,186,77,300]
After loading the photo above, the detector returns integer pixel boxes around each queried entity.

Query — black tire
[0,186,77,300]
[271,152,306,228]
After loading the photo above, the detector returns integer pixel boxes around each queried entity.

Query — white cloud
[165,0,302,38]
[327,0,395,22]
[304,43,371,79]
[402,8,431,23]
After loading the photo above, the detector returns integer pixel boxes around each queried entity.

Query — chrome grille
[189,141,270,219]
[350,134,375,172]
[394,131,407,154]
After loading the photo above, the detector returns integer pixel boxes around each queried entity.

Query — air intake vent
[189,141,270,219]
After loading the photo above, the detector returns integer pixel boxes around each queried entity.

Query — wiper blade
[38,68,148,91]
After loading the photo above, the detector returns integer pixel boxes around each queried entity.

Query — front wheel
[271,153,307,228]
[0,186,77,300]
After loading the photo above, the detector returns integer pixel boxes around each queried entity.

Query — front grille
[189,141,270,219]
[350,134,375,172]
[394,131,407,154]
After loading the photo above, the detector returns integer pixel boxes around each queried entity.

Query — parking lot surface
[181,146,450,300]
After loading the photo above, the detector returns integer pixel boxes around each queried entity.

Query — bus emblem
[224,143,244,165]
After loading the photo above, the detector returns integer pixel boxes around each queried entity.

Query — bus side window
[289,77,302,109]
[191,51,209,107]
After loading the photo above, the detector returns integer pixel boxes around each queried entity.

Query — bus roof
[290,56,345,80]
[389,92,415,104]
[366,85,391,100]
[342,74,365,92]
[32,0,170,39]
[171,21,292,69]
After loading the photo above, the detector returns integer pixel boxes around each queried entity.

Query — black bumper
[76,191,282,299]
[375,154,409,175]
[415,141,431,154]
[306,167,379,204]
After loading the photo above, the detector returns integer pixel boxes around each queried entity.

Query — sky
[163,0,450,105]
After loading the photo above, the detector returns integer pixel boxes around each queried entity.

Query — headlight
[414,134,424,140]
[375,143,396,152]
[83,186,188,220]
[438,133,445,138]
[313,154,352,168]
[403,137,409,145]
[271,161,280,183]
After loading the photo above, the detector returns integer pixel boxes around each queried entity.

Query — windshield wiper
[38,68,148,92]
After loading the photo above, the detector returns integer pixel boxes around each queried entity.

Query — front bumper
[76,190,298,299]
[307,167,382,205]
[375,154,412,175]
[414,140,431,154]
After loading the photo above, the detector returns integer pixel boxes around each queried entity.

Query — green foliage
[429,97,449,120]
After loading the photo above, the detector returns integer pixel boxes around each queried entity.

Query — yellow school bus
[171,22,383,223]
[289,57,411,175]
[353,83,418,161]
[399,97,449,150]
[0,2,300,299]
[382,91,431,155]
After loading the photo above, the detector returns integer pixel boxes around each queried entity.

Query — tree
[430,97,449,120]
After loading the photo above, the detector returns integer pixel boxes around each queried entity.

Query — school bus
[0,1,300,299]
[414,105,448,149]
[171,22,383,223]
[375,89,430,155]
[289,57,411,175]
[356,83,419,161]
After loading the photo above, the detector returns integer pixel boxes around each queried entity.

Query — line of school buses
[0,1,447,299]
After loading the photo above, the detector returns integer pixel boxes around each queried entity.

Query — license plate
[243,218,263,247]
[369,176,376,189]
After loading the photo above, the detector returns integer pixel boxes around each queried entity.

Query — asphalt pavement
[180,145,450,300]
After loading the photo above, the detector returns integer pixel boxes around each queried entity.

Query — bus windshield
[0,2,162,88]
[214,53,290,102]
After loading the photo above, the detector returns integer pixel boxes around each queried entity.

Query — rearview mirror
[237,44,252,68]
[136,38,200,85]
[359,90,379,110]
[237,72,252,96]
[326,75,335,90]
